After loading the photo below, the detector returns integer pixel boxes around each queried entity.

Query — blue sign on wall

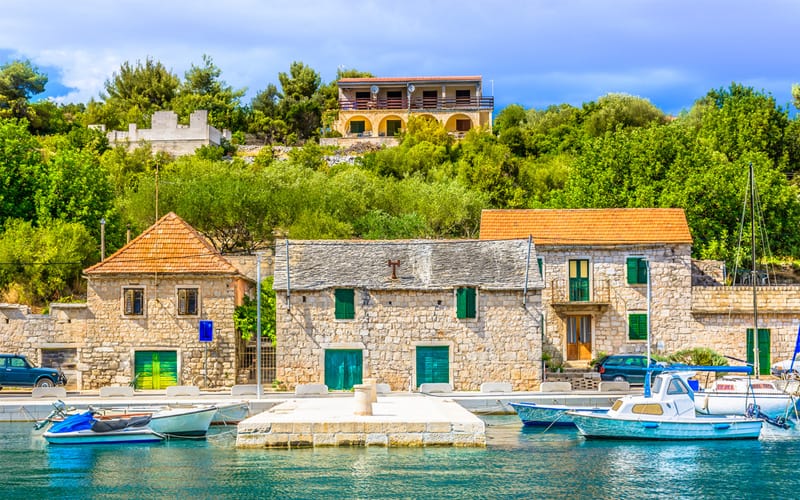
[199,320,213,342]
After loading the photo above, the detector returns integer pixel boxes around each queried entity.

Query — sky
[1,0,798,116]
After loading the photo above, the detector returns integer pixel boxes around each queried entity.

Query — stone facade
[273,239,543,391]
[539,244,694,366]
[96,110,231,156]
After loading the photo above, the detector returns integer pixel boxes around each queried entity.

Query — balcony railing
[339,96,494,112]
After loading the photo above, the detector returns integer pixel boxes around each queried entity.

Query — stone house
[272,239,543,391]
[0,212,253,390]
[480,208,800,375]
[95,110,231,156]
[322,76,493,148]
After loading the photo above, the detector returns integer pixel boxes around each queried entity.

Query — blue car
[595,354,664,384]
[0,354,67,389]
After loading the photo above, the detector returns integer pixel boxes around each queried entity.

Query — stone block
[295,383,328,395]
[166,385,201,397]
[231,384,261,396]
[99,386,135,397]
[376,383,391,394]
[388,432,424,447]
[539,381,572,392]
[418,383,453,394]
[365,433,389,446]
[423,433,454,446]
[31,387,67,399]
[598,381,630,392]
[480,382,512,393]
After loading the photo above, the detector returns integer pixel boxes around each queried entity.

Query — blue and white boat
[567,371,763,440]
[43,410,165,445]
[509,402,609,427]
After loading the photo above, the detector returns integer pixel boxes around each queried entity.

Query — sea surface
[2,416,799,499]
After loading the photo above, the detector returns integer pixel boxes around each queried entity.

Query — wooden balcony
[338,96,494,112]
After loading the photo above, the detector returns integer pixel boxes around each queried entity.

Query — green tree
[100,57,180,128]
[172,54,246,131]
[0,118,44,229]
[583,93,665,137]
[0,219,95,305]
[793,83,800,111]
[277,62,323,142]
[233,276,277,344]
[0,59,48,121]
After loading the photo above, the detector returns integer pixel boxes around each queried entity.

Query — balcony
[549,278,611,316]
[338,96,494,112]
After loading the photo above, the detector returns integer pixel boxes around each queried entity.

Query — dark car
[595,354,664,384]
[0,354,67,389]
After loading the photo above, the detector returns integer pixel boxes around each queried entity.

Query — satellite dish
[370,85,379,94]
[407,84,415,93]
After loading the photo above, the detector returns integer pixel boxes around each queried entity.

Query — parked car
[594,354,664,384]
[0,354,67,389]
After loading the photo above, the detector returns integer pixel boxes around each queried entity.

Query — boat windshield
[651,377,663,394]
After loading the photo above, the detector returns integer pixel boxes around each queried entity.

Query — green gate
[134,351,178,389]
[746,328,771,376]
[324,349,363,390]
[416,346,449,387]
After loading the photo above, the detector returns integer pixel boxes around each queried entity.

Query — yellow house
[331,76,493,141]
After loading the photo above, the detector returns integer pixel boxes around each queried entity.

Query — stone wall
[83,274,240,389]
[276,289,542,391]
[540,244,693,364]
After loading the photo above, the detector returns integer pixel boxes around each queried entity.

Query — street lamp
[255,251,263,400]
[100,218,106,261]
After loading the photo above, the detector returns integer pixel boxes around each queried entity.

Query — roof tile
[84,212,239,275]
[479,209,692,245]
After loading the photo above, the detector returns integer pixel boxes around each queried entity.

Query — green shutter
[324,349,362,390]
[746,328,771,376]
[628,313,648,340]
[627,258,648,284]
[416,346,450,386]
[456,287,476,319]
[335,289,355,319]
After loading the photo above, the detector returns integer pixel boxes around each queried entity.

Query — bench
[165,385,201,397]
[99,386,135,398]
[31,387,67,399]
[294,383,328,396]
[480,382,513,393]
[539,381,572,392]
[418,383,453,394]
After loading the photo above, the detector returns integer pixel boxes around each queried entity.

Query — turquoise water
[2,416,799,499]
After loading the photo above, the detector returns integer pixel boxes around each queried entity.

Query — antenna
[407,84,415,93]
[370,85,379,94]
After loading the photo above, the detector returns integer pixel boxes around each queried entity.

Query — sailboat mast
[750,162,760,378]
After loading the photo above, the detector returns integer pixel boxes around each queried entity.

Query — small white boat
[567,372,763,440]
[696,376,798,421]
[43,411,164,445]
[509,402,609,427]
[212,401,250,424]
[147,406,218,437]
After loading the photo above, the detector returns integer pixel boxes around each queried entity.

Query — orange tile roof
[84,212,240,275]
[338,76,481,84]
[479,209,692,245]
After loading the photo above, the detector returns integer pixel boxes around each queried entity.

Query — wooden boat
[43,410,164,445]
[509,402,608,427]
[567,372,763,440]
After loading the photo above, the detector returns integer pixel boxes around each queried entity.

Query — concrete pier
[236,394,485,448]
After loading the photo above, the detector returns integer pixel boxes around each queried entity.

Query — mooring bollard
[353,384,373,416]
[363,377,378,403]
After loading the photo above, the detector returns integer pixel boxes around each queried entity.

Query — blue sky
[1,0,798,116]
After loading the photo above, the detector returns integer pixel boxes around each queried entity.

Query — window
[455,89,471,105]
[350,121,365,134]
[537,257,545,281]
[334,289,355,320]
[456,287,476,319]
[628,313,648,341]
[177,288,199,315]
[569,259,590,302]
[626,257,649,284]
[455,119,471,131]
[386,120,402,136]
[355,91,370,109]
[123,288,144,316]
[387,91,402,108]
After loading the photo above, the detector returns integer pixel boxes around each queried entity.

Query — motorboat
[567,371,763,440]
[35,401,218,437]
[509,402,609,427]
[695,375,799,422]
[43,410,164,445]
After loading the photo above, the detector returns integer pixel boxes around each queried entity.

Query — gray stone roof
[273,239,543,291]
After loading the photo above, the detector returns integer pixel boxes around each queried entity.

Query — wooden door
[324,349,363,390]
[134,351,178,389]
[566,316,592,361]
[569,259,590,301]
[747,328,771,376]
[416,346,449,387]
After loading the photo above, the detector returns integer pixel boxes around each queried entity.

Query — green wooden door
[324,349,362,390]
[569,259,590,301]
[134,351,178,389]
[416,346,449,387]
[746,328,771,376]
